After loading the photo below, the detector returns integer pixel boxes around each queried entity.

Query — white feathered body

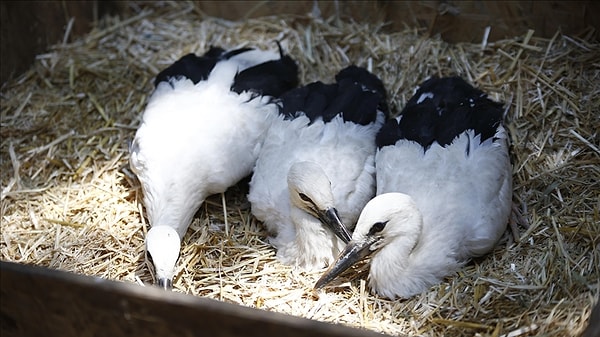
[130,50,281,239]
[314,76,513,299]
[371,126,512,298]
[248,113,384,269]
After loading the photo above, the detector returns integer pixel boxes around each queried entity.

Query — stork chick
[130,45,298,289]
[315,76,512,298]
[248,65,389,270]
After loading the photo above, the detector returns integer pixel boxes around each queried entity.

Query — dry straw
[1,2,598,336]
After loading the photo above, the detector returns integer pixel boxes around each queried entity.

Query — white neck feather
[360,193,463,299]
[275,206,344,270]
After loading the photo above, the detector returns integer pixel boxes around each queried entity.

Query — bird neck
[369,216,463,299]
[287,206,344,269]
[146,192,208,239]
[376,227,422,271]
[368,210,435,299]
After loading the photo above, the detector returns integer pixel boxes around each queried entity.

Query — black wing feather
[278,65,388,125]
[153,45,299,99]
[231,54,299,97]
[154,50,221,87]
[376,76,504,150]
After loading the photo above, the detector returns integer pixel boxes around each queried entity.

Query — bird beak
[157,277,173,290]
[316,207,352,243]
[314,236,375,289]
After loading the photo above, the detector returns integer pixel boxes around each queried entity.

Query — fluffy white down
[131,79,278,238]
[248,112,385,270]
[129,47,290,288]
[366,127,512,299]
[130,47,283,240]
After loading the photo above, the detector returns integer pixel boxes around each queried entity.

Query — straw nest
[1,2,598,336]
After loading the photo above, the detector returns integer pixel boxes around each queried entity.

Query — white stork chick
[315,76,513,299]
[248,66,389,270]
[130,45,298,289]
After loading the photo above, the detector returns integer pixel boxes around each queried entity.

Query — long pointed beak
[314,236,375,289]
[317,207,352,243]
[157,277,173,290]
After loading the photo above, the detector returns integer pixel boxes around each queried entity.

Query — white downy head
[146,226,181,289]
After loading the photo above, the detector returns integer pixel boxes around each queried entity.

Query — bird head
[314,192,421,289]
[146,226,181,289]
[287,161,352,243]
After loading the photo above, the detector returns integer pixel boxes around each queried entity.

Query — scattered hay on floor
[1,2,598,336]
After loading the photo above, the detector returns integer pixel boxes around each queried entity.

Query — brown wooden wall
[192,1,599,42]
[1,1,598,85]
[0,1,123,85]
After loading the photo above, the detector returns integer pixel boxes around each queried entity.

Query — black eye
[368,221,387,236]
[299,193,311,202]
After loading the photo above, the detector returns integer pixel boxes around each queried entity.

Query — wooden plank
[0,261,389,337]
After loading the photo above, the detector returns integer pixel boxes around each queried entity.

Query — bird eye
[368,221,387,236]
[299,193,311,203]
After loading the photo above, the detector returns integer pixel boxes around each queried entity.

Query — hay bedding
[1,1,599,336]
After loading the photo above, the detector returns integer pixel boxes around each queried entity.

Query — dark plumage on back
[278,81,337,122]
[153,45,298,98]
[231,44,299,97]
[153,47,226,87]
[376,76,504,150]
[335,65,389,109]
[278,65,389,125]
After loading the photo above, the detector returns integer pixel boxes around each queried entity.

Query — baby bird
[248,65,389,270]
[315,76,512,299]
[130,45,298,289]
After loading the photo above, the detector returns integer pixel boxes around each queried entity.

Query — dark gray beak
[316,207,352,243]
[157,277,173,290]
[314,236,375,289]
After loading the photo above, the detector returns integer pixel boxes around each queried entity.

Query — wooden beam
[0,261,388,337]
